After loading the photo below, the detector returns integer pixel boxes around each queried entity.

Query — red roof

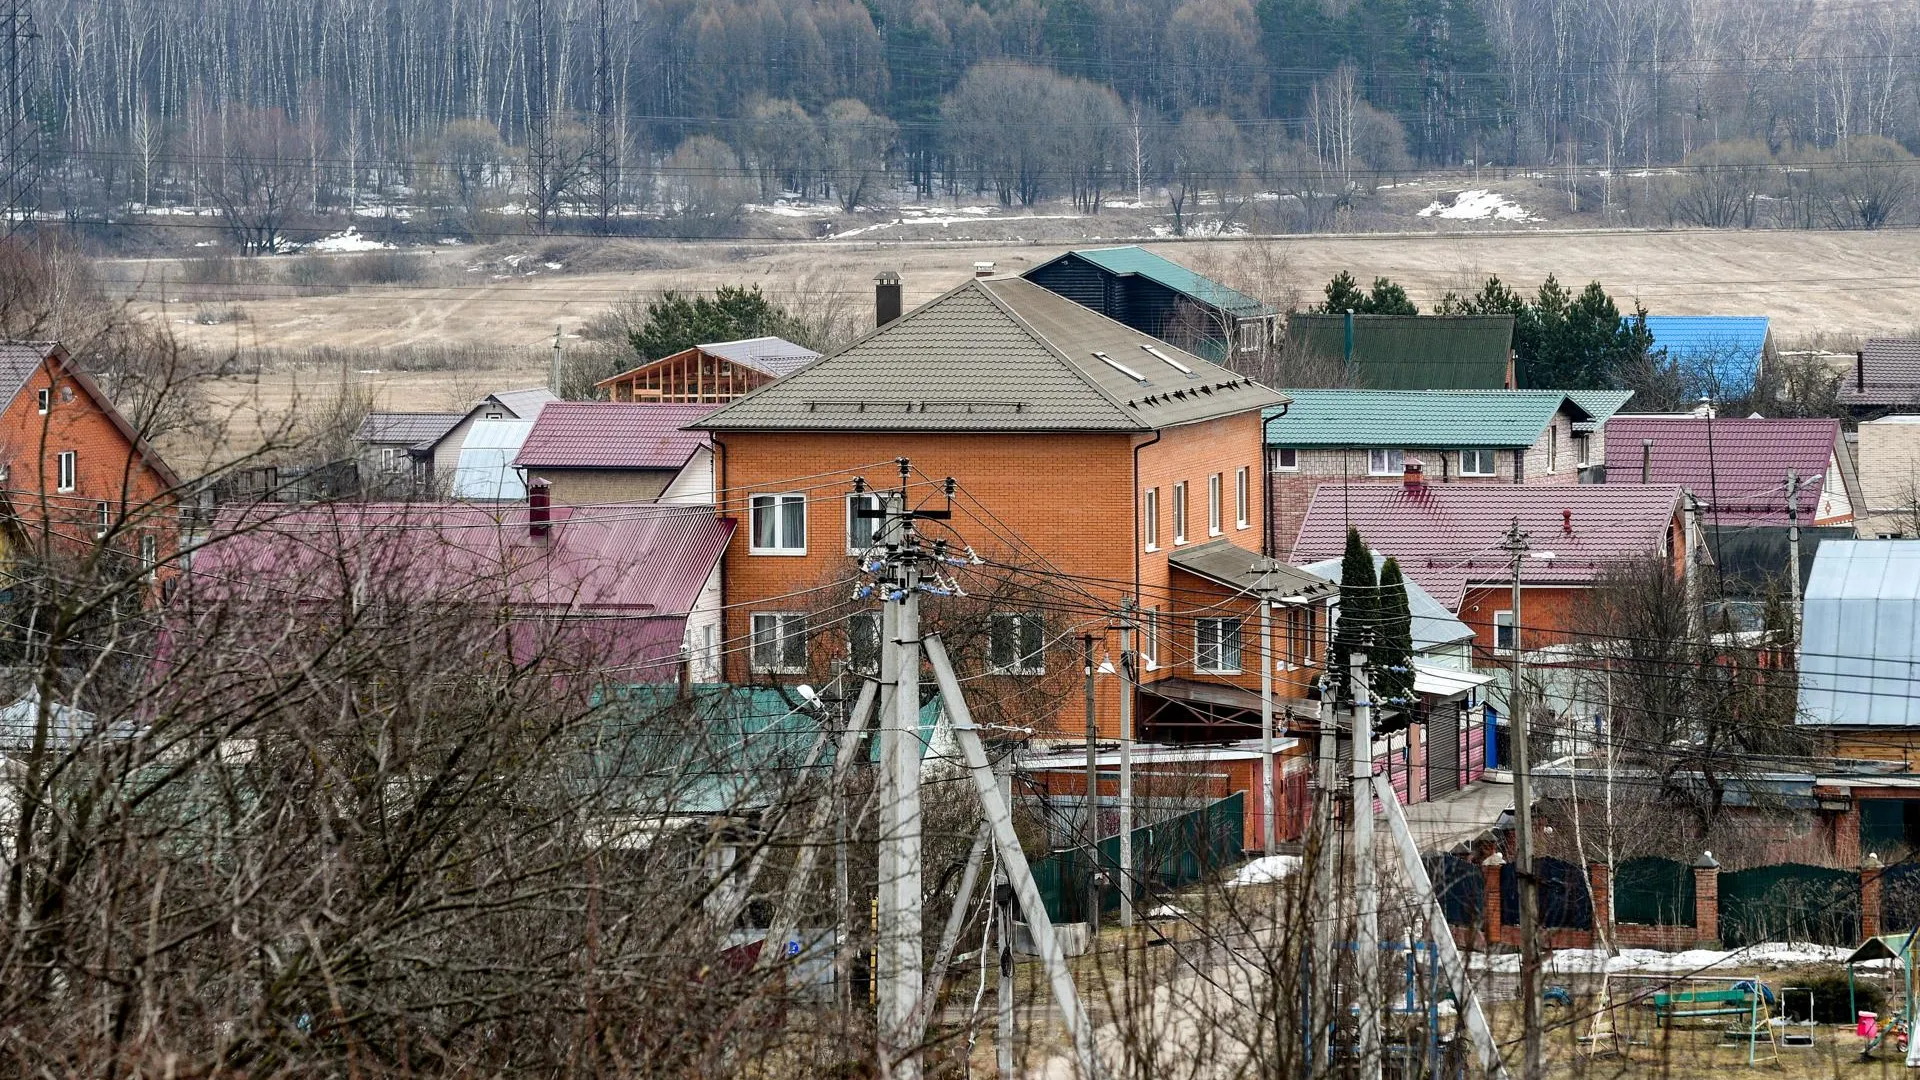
[515,402,715,471]
[1602,417,1839,526]
[188,502,733,681]
[1288,482,1685,607]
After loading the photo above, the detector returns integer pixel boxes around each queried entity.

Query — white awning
[1414,664,1495,699]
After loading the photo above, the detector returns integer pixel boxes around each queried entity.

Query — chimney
[973,261,996,277]
[1640,439,1652,484]
[875,271,902,328]
[1562,508,1573,535]
[528,479,552,542]
[1402,458,1425,490]
[1858,349,1867,393]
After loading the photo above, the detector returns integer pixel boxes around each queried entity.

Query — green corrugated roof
[1564,389,1635,424]
[695,277,1284,432]
[1068,246,1277,318]
[1288,314,1514,390]
[1262,389,1591,448]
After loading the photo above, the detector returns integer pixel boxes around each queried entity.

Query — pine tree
[1373,557,1416,707]
[1331,526,1378,701]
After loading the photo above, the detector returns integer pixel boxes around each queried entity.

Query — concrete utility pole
[1080,632,1101,931]
[1117,597,1136,928]
[1350,650,1381,1080]
[1256,557,1278,855]
[1786,470,1803,620]
[1502,518,1544,1080]
[1308,682,1337,1077]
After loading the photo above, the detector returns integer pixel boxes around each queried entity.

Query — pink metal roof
[514,402,715,470]
[1288,481,1684,607]
[1602,417,1839,526]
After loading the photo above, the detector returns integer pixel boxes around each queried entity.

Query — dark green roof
[1062,247,1277,318]
[1263,389,1591,449]
[1288,314,1515,391]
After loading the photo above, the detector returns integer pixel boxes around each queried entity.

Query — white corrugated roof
[1799,541,1920,726]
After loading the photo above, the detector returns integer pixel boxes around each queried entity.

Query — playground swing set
[1846,927,1920,1065]
[1579,970,1792,1066]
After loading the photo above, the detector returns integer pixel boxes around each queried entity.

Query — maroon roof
[1602,417,1838,525]
[515,402,715,470]
[1840,338,1920,406]
[188,502,732,680]
[1288,482,1684,607]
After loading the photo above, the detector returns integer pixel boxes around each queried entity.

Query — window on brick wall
[139,533,158,576]
[1575,433,1591,467]
[1547,428,1558,473]
[1274,448,1298,471]
[1235,467,1250,528]
[56,451,75,492]
[989,612,1045,674]
[35,388,49,415]
[1207,473,1223,536]
[1367,449,1403,476]
[95,501,111,538]
[1143,487,1159,551]
[751,612,808,672]
[749,493,806,554]
[848,611,880,673]
[1173,481,1188,544]
[1494,611,1516,653]
[1460,448,1495,476]
[1196,618,1244,673]
[1142,607,1160,668]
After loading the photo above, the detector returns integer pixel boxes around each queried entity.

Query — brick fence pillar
[1692,851,1721,948]
[1483,853,1507,947]
[1863,853,1885,940]
[1588,862,1613,945]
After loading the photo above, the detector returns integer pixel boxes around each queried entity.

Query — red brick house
[0,341,180,566]
[691,274,1330,747]
[1289,476,1696,665]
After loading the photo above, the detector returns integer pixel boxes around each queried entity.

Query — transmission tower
[525,0,555,234]
[590,0,617,231]
[0,0,38,236]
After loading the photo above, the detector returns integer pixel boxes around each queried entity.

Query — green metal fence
[1718,863,1859,947]
[1032,793,1245,923]
[1613,857,1695,927]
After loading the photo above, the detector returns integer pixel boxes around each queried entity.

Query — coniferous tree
[1331,526,1377,701]
[1372,556,1415,707]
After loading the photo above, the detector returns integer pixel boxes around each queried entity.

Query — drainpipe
[1260,403,1289,558]
[1133,429,1163,602]
[1344,309,1355,373]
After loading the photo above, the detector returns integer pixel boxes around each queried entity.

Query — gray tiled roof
[1840,338,1920,406]
[0,341,57,410]
[354,412,466,445]
[487,387,559,418]
[694,277,1285,432]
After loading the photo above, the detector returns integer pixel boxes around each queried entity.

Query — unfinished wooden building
[596,336,820,403]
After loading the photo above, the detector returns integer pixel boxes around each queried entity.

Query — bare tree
[206,108,312,254]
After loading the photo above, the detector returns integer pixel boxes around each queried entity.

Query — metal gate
[1427,702,1460,798]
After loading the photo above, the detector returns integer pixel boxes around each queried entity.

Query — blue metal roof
[1799,541,1920,726]
[1640,316,1771,394]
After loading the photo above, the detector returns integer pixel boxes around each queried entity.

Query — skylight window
[1140,344,1195,377]
[1092,351,1149,384]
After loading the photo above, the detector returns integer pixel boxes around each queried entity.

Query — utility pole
[1307,679,1337,1077]
[1502,518,1544,1080]
[1080,632,1101,932]
[873,462,925,1080]
[1117,597,1135,928]
[0,0,37,234]
[1351,649,1381,1080]
[549,325,563,395]
[1256,557,1278,855]
[1786,469,1803,621]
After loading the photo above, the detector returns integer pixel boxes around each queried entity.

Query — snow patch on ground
[1417,189,1537,221]
[305,228,394,253]
[1473,942,1853,975]
[1226,855,1302,887]
[745,201,823,218]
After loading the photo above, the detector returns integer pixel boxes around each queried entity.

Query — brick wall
[0,359,174,556]
[1458,585,1588,661]
[712,412,1268,741]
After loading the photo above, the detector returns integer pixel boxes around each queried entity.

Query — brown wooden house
[596,336,820,403]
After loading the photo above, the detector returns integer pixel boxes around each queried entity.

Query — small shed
[1799,541,1920,730]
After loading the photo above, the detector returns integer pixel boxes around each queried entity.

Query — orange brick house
[691,274,1335,750]
[0,342,180,568]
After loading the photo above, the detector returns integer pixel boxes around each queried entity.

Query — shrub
[1779,967,1883,1024]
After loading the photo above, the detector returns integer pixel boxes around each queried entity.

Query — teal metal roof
[1564,390,1635,427]
[1068,246,1277,318]
[1263,389,1592,449]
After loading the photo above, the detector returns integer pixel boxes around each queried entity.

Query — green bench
[1652,988,1759,1025]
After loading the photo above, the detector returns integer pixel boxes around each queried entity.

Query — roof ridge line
[971,279,1144,428]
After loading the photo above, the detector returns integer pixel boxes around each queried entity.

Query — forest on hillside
[3,0,1919,244]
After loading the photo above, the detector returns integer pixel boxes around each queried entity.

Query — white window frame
[1273,447,1299,471]
[1173,481,1189,545]
[1207,473,1223,536]
[1547,428,1558,474]
[750,612,809,673]
[35,388,49,415]
[56,450,75,492]
[1143,487,1160,552]
[1493,610,1516,654]
[95,500,111,538]
[1235,467,1250,529]
[1460,448,1495,477]
[988,612,1046,675]
[381,447,401,472]
[846,492,899,555]
[749,492,807,555]
[1195,617,1244,674]
[139,533,158,576]
[1367,449,1403,476]
[1575,432,1591,468]
[1142,607,1161,669]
